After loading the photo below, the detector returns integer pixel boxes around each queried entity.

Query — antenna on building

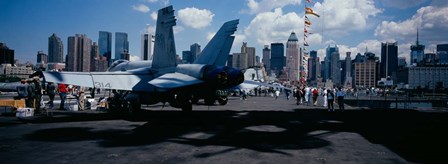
[416,26,420,45]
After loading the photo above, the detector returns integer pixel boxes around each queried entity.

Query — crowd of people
[237,85,347,112]
[15,77,92,113]
[292,86,346,112]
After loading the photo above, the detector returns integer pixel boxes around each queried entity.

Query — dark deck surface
[1,94,447,163]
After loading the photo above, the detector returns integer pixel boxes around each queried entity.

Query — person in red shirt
[57,83,68,110]
[312,88,319,106]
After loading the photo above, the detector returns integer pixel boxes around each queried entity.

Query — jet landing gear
[169,92,193,112]
[192,90,228,106]
[108,91,142,115]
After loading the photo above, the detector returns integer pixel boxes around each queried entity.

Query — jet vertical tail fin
[194,19,239,66]
[152,5,177,69]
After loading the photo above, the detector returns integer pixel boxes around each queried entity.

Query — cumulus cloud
[150,12,157,21]
[233,34,248,49]
[307,33,323,45]
[244,8,302,45]
[146,0,158,2]
[178,7,214,29]
[132,4,150,13]
[173,26,184,34]
[130,55,141,61]
[145,24,156,34]
[375,6,448,45]
[243,0,301,14]
[312,0,382,35]
[206,32,216,42]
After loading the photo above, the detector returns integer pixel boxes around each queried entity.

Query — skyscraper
[67,34,92,72]
[437,44,448,65]
[240,42,256,68]
[270,43,284,76]
[325,45,339,81]
[410,29,424,66]
[380,42,398,78]
[99,31,112,64]
[93,41,108,72]
[115,32,129,60]
[331,51,341,86]
[37,51,48,64]
[48,33,64,63]
[142,33,154,60]
[190,43,201,62]
[231,53,244,70]
[343,52,352,87]
[398,57,407,67]
[0,43,14,65]
[286,32,300,84]
[182,51,192,64]
[262,45,271,74]
[354,53,379,88]
[308,50,318,81]
[247,47,256,67]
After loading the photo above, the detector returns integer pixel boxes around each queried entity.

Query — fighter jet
[38,6,243,112]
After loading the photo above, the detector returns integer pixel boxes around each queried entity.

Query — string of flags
[302,0,320,86]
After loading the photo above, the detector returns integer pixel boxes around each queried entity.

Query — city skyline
[1,0,448,64]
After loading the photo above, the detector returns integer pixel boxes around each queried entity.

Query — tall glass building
[325,45,339,81]
[262,45,271,75]
[437,44,448,65]
[115,32,129,60]
[190,43,201,62]
[380,42,398,78]
[270,43,284,77]
[0,43,14,65]
[142,33,154,61]
[99,31,112,64]
[410,31,424,66]
[48,33,64,63]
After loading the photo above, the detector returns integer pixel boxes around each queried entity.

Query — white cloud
[132,4,150,13]
[178,7,214,29]
[312,0,382,35]
[206,32,216,42]
[375,6,448,45]
[244,8,302,46]
[232,34,248,49]
[145,24,156,34]
[161,0,169,6]
[356,40,382,55]
[173,26,184,34]
[243,0,301,14]
[130,55,141,61]
[307,33,323,45]
[144,0,169,5]
[150,12,157,21]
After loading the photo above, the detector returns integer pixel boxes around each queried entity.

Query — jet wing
[42,71,155,91]
[148,72,203,89]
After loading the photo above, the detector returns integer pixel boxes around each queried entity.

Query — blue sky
[1,0,447,63]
